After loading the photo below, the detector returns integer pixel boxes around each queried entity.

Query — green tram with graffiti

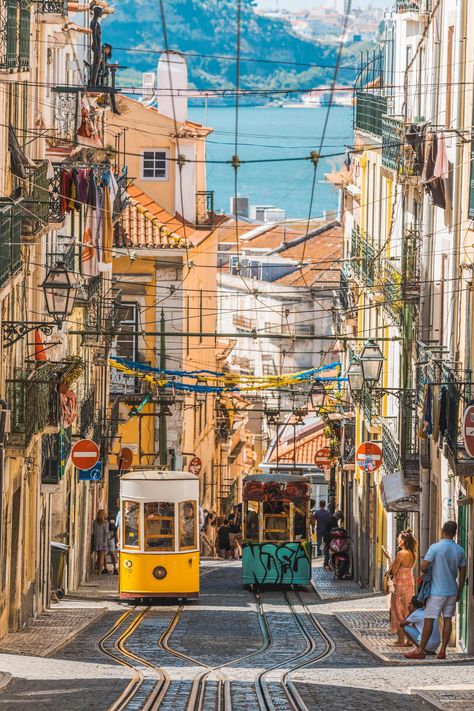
[241,473,312,587]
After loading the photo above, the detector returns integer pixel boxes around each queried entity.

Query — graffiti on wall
[242,542,311,585]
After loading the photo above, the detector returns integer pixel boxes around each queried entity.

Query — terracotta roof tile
[267,420,330,465]
[115,185,222,250]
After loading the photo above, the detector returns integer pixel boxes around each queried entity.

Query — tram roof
[243,472,308,484]
[120,470,199,482]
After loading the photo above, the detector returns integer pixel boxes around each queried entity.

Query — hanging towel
[82,206,100,277]
[101,184,113,268]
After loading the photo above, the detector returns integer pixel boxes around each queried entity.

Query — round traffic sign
[71,439,100,471]
[189,456,202,475]
[463,404,474,458]
[356,441,382,472]
[118,446,134,471]
[314,447,332,467]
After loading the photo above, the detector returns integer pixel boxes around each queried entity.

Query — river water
[189,105,353,220]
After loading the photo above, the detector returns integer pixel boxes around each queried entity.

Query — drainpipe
[419,8,442,556]
[450,0,467,360]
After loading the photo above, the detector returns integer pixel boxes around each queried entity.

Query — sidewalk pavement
[312,562,474,709]
[0,572,120,661]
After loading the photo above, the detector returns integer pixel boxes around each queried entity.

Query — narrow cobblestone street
[0,560,472,710]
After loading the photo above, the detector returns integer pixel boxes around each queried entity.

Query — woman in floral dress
[384,530,417,646]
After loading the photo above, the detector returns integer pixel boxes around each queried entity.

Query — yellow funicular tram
[119,470,200,601]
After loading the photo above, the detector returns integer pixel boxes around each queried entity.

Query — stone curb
[334,612,474,666]
[411,690,451,711]
[311,577,382,604]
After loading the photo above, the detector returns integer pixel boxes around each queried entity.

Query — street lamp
[359,340,384,385]
[310,382,326,410]
[291,387,308,423]
[41,261,80,327]
[347,361,364,397]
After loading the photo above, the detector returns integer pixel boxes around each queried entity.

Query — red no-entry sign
[463,404,474,458]
[314,447,332,467]
[356,441,382,472]
[71,439,100,471]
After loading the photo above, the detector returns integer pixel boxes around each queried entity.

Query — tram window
[294,504,307,540]
[178,501,196,550]
[145,502,174,551]
[263,502,289,542]
[244,501,259,541]
[123,500,140,549]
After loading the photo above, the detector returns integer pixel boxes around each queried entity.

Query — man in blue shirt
[405,520,466,660]
[313,500,332,556]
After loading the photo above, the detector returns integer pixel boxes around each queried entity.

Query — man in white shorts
[405,520,466,660]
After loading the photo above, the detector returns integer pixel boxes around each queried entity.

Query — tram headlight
[124,559,133,568]
[152,565,167,580]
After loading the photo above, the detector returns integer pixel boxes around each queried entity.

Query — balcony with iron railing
[19,160,49,237]
[351,226,362,279]
[382,116,424,177]
[6,364,62,447]
[381,416,400,474]
[0,200,21,286]
[362,384,380,424]
[79,387,95,438]
[396,0,432,13]
[354,92,388,137]
[40,0,67,16]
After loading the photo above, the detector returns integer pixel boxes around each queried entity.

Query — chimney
[157,51,188,123]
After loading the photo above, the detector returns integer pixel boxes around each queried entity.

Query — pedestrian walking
[314,500,332,557]
[105,517,118,575]
[92,509,109,575]
[217,518,232,559]
[383,529,417,646]
[405,521,466,660]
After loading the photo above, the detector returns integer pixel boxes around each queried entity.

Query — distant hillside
[106,0,360,96]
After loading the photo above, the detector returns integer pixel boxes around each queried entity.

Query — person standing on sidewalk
[405,520,466,660]
[385,529,417,646]
[314,500,332,557]
[92,509,109,575]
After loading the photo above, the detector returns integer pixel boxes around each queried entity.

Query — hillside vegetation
[107,0,361,94]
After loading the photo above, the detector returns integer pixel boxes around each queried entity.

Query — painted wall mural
[242,542,311,585]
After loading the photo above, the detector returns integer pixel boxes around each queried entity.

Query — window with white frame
[142,150,169,180]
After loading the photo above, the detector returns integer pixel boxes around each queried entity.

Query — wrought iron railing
[443,366,461,466]
[0,200,21,286]
[41,0,67,13]
[20,160,49,236]
[381,417,400,473]
[362,385,380,423]
[196,191,214,227]
[80,387,95,438]
[382,116,424,176]
[6,364,62,447]
[361,233,376,287]
[355,92,387,137]
[351,226,361,279]
[396,0,432,11]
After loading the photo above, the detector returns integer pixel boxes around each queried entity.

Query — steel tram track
[255,587,336,711]
[99,606,176,711]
